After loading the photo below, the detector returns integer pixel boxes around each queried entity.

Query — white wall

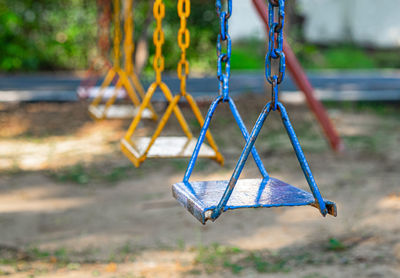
[298,0,400,47]
[229,1,265,40]
[229,0,400,48]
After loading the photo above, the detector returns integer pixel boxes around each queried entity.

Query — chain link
[216,0,232,101]
[153,0,165,83]
[265,0,286,110]
[177,0,190,95]
[123,0,134,74]
[112,0,122,69]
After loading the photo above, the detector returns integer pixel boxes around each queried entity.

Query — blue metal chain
[182,0,269,186]
[265,0,286,111]
[216,0,232,101]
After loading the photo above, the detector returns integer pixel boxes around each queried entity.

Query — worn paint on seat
[173,178,337,224]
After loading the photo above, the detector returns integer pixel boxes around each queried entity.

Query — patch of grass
[187,269,202,275]
[51,164,90,185]
[296,44,376,69]
[226,40,400,71]
[120,243,134,256]
[104,165,131,183]
[326,238,347,252]
[324,102,400,117]
[223,261,244,274]
[245,252,290,273]
[116,242,138,262]
[29,247,51,259]
[343,135,379,153]
[302,273,328,278]
[322,46,375,69]
[26,247,69,264]
[0,163,24,177]
[195,244,243,274]
[194,244,290,275]
[50,164,135,185]
[53,248,68,262]
[0,258,18,265]
[176,239,185,251]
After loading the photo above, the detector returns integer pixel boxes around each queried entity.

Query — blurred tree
[0,0,217,73]
[0,0,97,71]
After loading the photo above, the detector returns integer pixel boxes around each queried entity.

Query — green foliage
[2,1,399,73]
[0,0,97,72]
[145,0,218,73]
[230,40,265,70]
[0,0,218,73]
[292,43,400,69]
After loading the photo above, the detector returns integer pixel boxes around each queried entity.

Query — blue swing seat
[173,177,337,224]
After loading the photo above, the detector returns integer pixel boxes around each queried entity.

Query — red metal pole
[252,0,344,152]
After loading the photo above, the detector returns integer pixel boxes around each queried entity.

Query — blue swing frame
[172,0,336,224]
[173,97,337,224]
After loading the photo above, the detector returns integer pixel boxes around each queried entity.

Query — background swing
[89,0,157,121]
[120,0,224,167]
[173,0,337,224]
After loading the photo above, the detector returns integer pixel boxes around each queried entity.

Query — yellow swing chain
[123,0,134,75]
[113,0,122,70]
[102,0,142,111]
[177,0,190,95]
[123,0,156,118]
[153,0,165,84]
[176,0,224,165]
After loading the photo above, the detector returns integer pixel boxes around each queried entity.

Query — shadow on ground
[0,96,399,277]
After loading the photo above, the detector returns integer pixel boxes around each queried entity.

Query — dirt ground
[0,96,399,278]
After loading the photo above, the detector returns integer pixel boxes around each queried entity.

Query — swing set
[120,0,224,167]
[88,0,157,121]
[172,0,336,223]
[82,0,337,224]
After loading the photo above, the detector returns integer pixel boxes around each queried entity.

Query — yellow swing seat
[89,104,154,120]
[121,0,223,167]
[120,82,224,167]
[89,0,157,122]
[121,137,217,160]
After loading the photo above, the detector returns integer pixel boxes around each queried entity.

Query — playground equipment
[252,0,343,152]
[88,0,157,121]
[173,0,337,224]
[120,0,224,167]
